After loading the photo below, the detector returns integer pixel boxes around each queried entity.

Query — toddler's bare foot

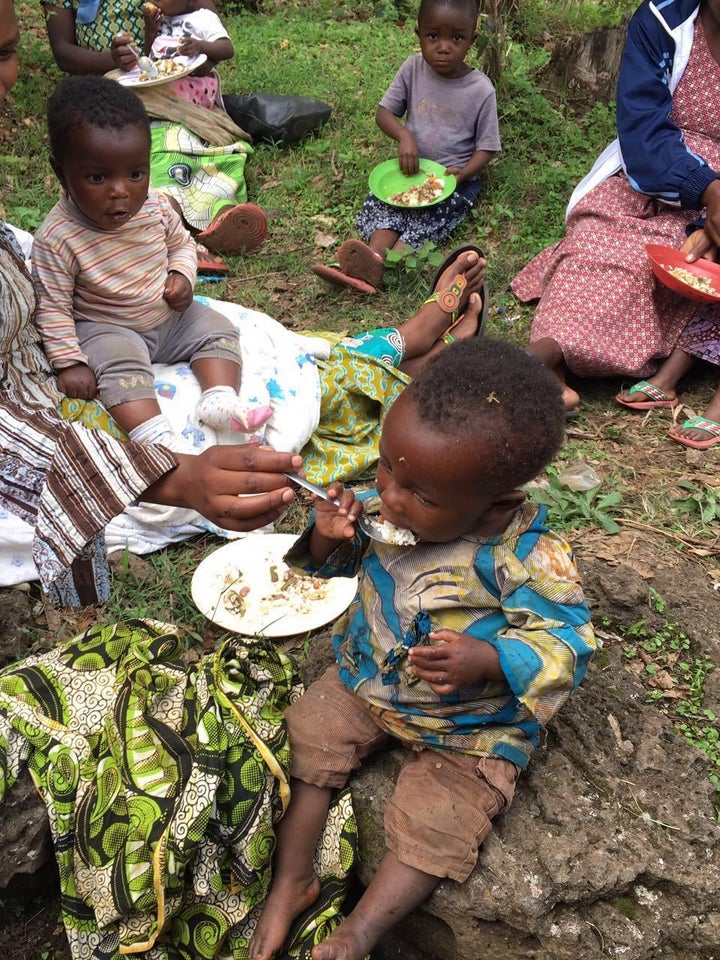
[311,920,371,960]
[249,873,322,960]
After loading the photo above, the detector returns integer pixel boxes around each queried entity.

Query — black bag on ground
[222,92,332,146]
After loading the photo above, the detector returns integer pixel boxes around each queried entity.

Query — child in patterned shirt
[250,336,596,960]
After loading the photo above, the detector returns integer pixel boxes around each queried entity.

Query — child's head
[47,76,151,231]
[376,337,565,543]
[416,0,478,79]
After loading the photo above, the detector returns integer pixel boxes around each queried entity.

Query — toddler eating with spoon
[250,336,596,960]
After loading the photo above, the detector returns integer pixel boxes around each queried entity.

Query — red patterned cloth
[679,303,720,365]
[512,16,720,378]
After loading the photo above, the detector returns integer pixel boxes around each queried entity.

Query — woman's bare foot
[669,393,720,447]
[399,285,484,376]
[249,873,322,960]
[443,297,482,341]
[434,249,486,314]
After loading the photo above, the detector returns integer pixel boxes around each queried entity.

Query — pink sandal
[311,263,378,293]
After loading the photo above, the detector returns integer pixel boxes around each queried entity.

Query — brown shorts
[286,667,519,882]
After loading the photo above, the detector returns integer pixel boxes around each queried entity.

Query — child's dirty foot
[311,922,368,960]
[337,239,385,288]
[249,874,322,960]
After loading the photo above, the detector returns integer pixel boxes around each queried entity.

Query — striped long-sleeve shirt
[32,190,197,370]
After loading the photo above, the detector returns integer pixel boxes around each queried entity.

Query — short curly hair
[404,336,565,493]
[47,76,150,164]
[418,0,480,25]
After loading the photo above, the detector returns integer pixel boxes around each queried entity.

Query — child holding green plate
[312,0,500,293]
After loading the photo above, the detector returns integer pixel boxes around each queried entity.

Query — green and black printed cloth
[0,620,356,959]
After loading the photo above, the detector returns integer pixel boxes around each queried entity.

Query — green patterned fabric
[59,396,126,438]
[0,621,357,959]
[301,329,410,487]
[150,125,252,233]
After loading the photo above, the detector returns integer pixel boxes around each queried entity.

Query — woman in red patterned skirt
[512,0,720,421]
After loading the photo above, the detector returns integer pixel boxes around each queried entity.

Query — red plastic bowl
[646,243,720,303]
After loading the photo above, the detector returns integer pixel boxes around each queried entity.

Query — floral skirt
[511,174,701,378]
[355,179,480,249]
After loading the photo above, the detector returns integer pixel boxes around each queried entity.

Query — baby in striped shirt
[32,75,271,451]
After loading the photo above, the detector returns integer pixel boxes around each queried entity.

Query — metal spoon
[126,41,159,77]
[283,472,411,544]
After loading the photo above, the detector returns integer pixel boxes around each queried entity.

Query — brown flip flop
[197,203,268,255]
[337,239,386,288]
[312,263,378,294]
[195,243,229,275]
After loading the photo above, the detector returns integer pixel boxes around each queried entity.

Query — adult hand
[148,445,304,530]
[681,227,718,263]
[111,32,140,72]
[164,272,194,311]
[398,131,419,177]
[407,629,503,694]
[700,179,720,247]
[57,362,98,400]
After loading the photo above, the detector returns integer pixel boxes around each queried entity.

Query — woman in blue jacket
[512,0,720,418]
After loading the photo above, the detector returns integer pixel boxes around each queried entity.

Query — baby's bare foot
[250,873,322,960]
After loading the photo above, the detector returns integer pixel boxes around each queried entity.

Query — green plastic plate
[368,158,456,208]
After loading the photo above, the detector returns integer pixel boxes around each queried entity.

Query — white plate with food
[191,533,358,637]
[117,53,207,88]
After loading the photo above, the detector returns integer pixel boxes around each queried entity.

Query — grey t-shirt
[379,54,501,171]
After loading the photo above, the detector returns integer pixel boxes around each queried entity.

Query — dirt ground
[1,421,718,959]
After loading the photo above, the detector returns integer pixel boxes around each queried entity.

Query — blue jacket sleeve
[617,10,719,207]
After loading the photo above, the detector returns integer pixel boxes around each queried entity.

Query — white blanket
[0,297,328,588]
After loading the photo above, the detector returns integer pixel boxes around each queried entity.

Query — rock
[0,770,52,890]
[313,559,720,960]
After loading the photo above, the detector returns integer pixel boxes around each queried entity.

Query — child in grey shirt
[312,0,500,293]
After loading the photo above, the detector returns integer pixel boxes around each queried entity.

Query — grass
[3,3,720,636]
[617,590,719,809]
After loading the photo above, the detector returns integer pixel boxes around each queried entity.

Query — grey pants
[76,301,240,409]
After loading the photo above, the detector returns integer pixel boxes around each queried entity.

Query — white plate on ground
[191,533,358,637]
[116,53,207,88]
